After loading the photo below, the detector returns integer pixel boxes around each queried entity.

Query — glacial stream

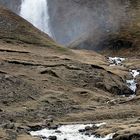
[20,0,51,35]
[108,57,140,93]
[30,123,114,140]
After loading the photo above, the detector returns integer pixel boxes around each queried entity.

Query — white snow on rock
[108,57,125,66]
[30,123,114,140]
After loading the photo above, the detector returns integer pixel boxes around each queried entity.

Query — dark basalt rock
[48,136,57,140]
[27,125,42,131]
[79,129,86,133]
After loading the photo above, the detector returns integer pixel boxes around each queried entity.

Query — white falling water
[20,0,51,36]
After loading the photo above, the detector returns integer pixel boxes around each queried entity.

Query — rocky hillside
[0,3,140,140]
[0,5,65,52]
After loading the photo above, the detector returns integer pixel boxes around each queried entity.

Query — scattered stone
[16,126,30,134]
[48,135,57,140]
[28,125,42,131]
[55,130,61,133]
[46,118,54,123]
[85,126,91,130]
[78,129,86,133]
[85,132,91,136]
[6,129,17,140]
[2,122,15,129]
[91,125,99,130]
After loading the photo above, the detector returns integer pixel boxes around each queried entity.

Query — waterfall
[20,0,51,36]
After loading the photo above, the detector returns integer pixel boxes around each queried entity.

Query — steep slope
[0,5,65,52]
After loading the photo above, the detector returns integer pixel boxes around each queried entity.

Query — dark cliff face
[68,0,140,51]
[48,0,129,45]
[48,0,140,52]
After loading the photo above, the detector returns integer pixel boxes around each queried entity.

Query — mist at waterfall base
[20,0,51,36]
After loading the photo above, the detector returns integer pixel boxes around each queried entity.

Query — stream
[108,57,140,93]
[30,123,114,140]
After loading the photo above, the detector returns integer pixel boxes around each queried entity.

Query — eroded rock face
[48,0,127,44]
[48,0,140,47]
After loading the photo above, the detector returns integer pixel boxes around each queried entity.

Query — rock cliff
[48,0,140,49]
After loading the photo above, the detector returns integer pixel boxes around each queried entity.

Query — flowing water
[108,57,140,93]
[20,0,51,35]
[30,123,114,140]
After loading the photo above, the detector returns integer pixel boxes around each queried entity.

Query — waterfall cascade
[20,0,51,36]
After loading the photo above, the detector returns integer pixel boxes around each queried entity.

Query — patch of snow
[30,123,114,140]
[108,57,125,66]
